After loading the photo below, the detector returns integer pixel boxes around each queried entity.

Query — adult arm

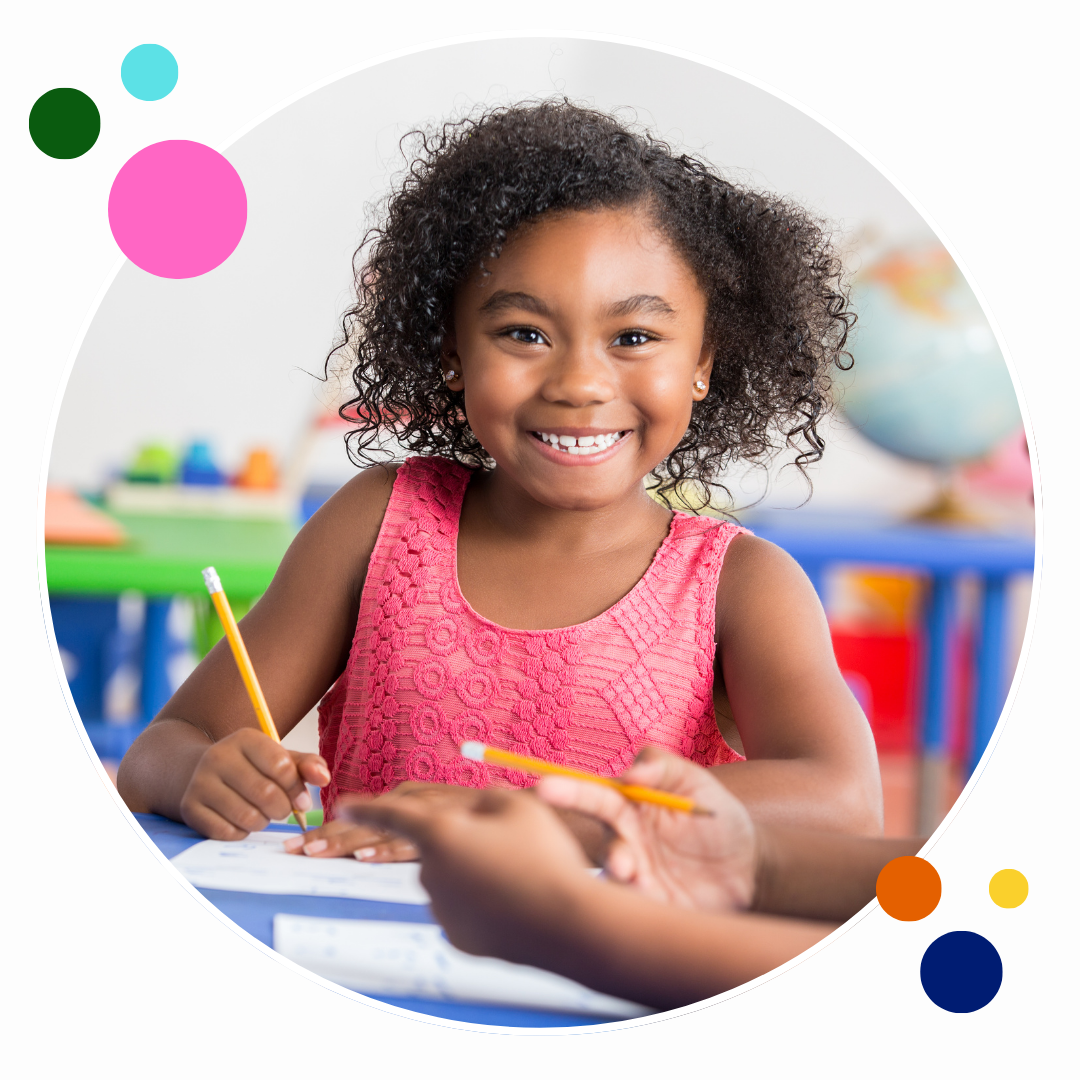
[341,786,835,1011]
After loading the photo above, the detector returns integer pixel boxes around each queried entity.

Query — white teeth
[535,431,624,455]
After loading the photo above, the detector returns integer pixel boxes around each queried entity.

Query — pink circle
[108,140,247,278]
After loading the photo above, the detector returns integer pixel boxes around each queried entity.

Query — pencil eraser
[460,741,486,761]
[201,566,222,594]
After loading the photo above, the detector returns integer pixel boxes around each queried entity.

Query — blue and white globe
[840,248,1021,465]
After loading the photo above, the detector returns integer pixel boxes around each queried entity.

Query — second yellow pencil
[460,742,712,815]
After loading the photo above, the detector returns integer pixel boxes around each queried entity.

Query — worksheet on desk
[170,831,429,904]
[273,915,653,1020]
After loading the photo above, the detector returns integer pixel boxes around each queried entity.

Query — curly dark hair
[327,100,854,506]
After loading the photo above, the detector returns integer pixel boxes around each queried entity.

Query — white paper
[170,831,429,904]
[273,914,653,1020]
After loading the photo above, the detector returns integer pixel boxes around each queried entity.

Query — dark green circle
[29,88,100,159]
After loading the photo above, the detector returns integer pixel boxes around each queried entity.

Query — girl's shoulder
[291,464,405,601]
[713,530,823,640]
[391,454,473,496]
[314,455,466,525]
[301,456,471,586]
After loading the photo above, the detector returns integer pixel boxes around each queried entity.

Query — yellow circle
[989,868,1028,908]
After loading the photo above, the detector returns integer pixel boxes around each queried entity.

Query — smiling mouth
[531,431,629,456]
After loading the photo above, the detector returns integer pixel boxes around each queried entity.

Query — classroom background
[44,39,1034,841]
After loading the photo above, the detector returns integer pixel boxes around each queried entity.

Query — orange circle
[876,856,941,921]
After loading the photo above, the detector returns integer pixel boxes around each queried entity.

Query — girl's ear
[440,328,464,389]
[693,345,715,401]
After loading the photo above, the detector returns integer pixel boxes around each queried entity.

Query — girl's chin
[518,466,653,513]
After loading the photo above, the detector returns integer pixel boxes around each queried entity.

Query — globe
[839,247,1021,466]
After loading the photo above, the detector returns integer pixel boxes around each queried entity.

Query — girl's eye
[503,326,547,346]
[613,330,656,348]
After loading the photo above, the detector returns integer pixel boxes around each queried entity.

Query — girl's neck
[463,466,672,556]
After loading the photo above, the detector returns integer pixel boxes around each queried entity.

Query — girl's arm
[712,534,884,834]
[116,466,398,834]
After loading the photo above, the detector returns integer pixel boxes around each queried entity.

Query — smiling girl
[118,102,883,854]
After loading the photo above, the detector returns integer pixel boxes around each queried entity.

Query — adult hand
[340,787,593,965]
[179,727,329,840]
[536,746,757,911]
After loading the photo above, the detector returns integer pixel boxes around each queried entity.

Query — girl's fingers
[282,818,385,857]
[340,792,443,847]
[193,775,274,836]
[354,836,419,862]
[181,798,254,841]
[238,736,309,807]
[293,751,331,789]
[306,825,395,858]
[217,755,296,823]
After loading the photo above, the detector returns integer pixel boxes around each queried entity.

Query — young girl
[117,101,883,855]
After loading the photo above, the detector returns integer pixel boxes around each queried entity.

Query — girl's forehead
[460,206,699,299]
[505,204,669,254]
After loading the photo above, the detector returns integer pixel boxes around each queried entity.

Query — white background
[3,2,1076,1075]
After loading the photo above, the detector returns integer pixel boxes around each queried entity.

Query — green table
[46,514,297,749]
[45,513,296,598]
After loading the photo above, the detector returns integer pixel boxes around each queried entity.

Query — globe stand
[910,466,985,527]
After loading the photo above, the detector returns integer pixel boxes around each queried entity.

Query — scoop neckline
[447,465,685,637]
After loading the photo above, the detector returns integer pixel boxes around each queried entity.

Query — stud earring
[694,380,707,392]
[444,369,458,382]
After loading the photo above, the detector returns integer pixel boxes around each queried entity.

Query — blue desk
[137,814,605,1028]
[749,513,1036,832]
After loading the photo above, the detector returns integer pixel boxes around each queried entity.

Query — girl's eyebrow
[478,291,552,317]
[607,294,677,318]
[477,291,676,318]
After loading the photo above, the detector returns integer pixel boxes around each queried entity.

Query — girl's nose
[540,344,616,408]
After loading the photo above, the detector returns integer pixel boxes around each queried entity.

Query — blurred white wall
[51,37,939,508]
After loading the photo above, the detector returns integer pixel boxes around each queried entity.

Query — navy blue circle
[920,931,1002,1013]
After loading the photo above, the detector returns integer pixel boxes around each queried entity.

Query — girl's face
[443,205,712,512]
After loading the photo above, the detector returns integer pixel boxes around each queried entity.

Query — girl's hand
[281,818,418,860]
[536,745,758,912]
[178,728,330,840]
[284,783,486,860]
[339,787,592,965]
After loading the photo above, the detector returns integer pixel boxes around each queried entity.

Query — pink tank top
[318,456,746,819]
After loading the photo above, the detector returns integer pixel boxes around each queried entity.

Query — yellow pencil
[460,742,713,815]
[202,566,307,832]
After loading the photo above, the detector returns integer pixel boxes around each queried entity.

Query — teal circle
[121,44,178,101]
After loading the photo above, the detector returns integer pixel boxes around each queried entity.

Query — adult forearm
[752,825,922,922]
[708,758,884,835]
[115,718,212,819]
[524,880,833,1011]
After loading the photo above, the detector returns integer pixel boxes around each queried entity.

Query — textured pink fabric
[319,456,746,819]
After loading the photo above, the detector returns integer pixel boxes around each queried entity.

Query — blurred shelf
[746,511,1035,576]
